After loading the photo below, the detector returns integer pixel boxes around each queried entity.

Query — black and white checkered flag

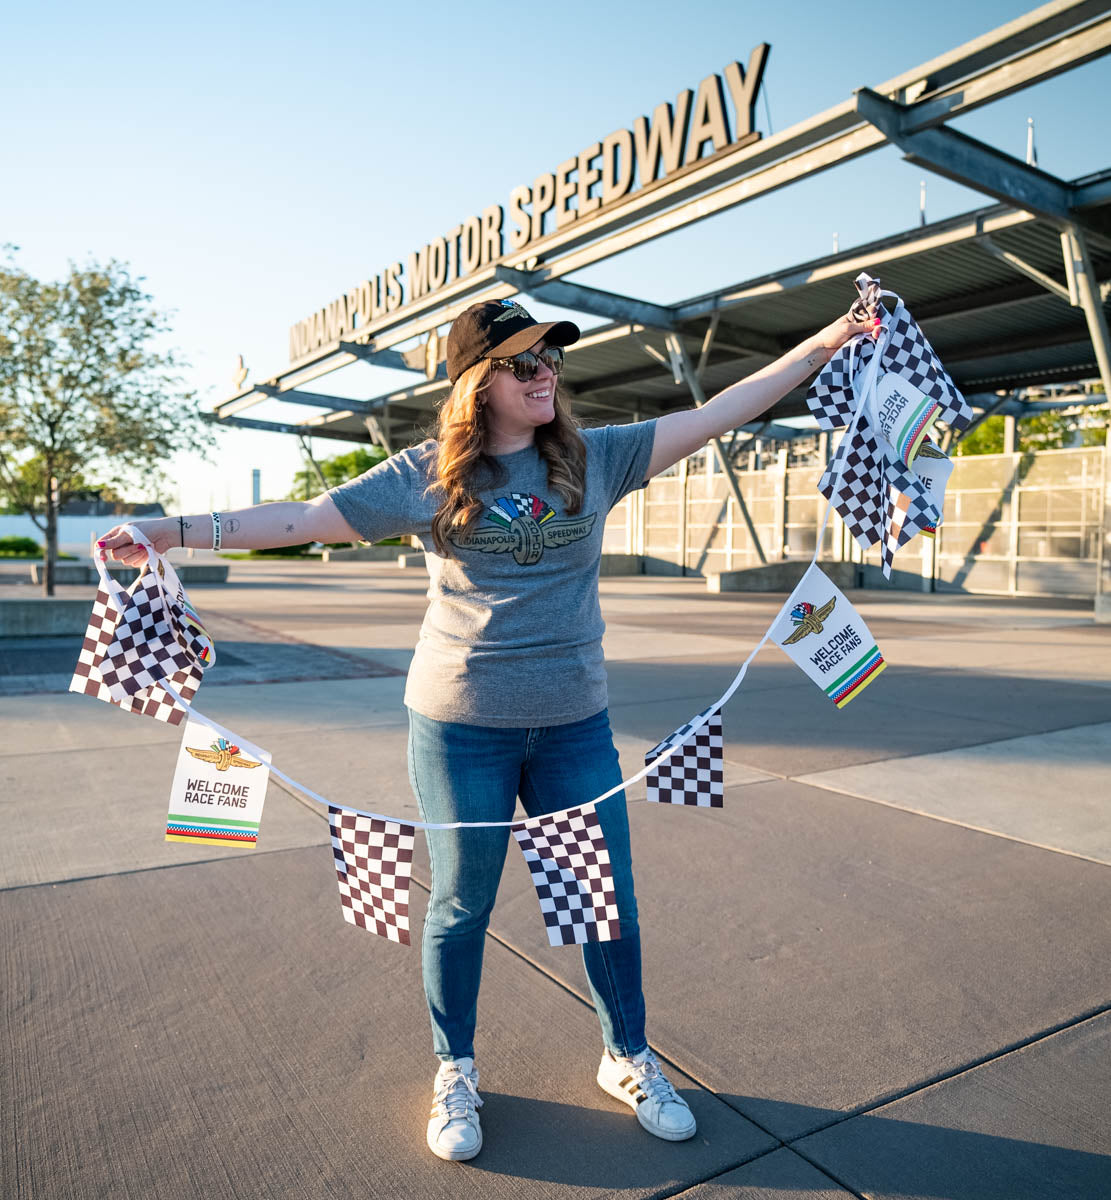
[644,704,724,807]
[807,335,876,430]
[818,418,886,548]
[98,570,202,700]
[882,301,972,430]
[70,582,203,725]
[329,807,416,944]
[512,804,621,947]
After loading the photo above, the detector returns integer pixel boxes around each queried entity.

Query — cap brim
[488,320,580,358]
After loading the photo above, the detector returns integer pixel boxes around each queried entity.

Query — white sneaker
[426,1057,483,1161]
[597,1048,697,1141]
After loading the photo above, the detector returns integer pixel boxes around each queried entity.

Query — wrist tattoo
[183,520,192,528]
[225,518,241,534]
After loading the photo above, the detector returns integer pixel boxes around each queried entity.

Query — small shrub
[0,536,42,555]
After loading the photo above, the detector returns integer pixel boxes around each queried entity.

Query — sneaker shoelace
[625,1052,680,1106]
[431,1068,483,1123]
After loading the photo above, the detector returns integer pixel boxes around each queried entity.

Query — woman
[101,297,877,1162]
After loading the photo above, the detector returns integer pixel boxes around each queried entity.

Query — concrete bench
[321,545,405,562]
[0,598,94,637]
[706,561,860,593]
[28,562,229,586]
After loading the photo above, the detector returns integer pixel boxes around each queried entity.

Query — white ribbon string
[94,314,893,832]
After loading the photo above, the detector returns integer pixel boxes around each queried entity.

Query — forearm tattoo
[285,524,295,533]
[225,518,241,534]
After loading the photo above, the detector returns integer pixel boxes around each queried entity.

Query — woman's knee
[425,890,497,938]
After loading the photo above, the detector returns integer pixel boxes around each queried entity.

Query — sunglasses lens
[510,354,537,382]
[500,346,564,382]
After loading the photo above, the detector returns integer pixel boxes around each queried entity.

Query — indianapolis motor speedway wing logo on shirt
[452,493,596,566]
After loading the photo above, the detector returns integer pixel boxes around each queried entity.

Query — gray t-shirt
[328,420,657,727]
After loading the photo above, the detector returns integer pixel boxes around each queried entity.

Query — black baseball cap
[446,299,580,383]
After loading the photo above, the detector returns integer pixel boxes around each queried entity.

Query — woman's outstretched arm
[644,311,878,480]
[97,493,360,567]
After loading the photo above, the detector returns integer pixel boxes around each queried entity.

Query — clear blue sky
[4,0,1107,512]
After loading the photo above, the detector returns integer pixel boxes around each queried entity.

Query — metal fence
[602,444,1108,599]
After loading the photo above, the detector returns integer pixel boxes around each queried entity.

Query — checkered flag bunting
[819,419,886,548]
[70,583,203,725]
[512,804,621,947]
[644,705,724,807]
[98,571,201,700]
[329,807,416,944]
[880,462,941,579]
[883,301,972,431]
[806,336,875,430]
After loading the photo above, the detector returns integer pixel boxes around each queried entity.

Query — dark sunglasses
[489,345,564,382]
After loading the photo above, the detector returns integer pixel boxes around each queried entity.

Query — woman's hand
[807,309,882,366]
[97,519,175,566]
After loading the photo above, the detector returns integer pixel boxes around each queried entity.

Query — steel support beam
[696,311,721,379]
[249,384,379,415]
[975,233,1071,302]
[494,267,677,329]
[903,8,1111,131]
[297,436,329,491]
[364,414,394,455]
[856,88,1089,231]
[1063,227,1111,399]
[337,342,414,372]
[665,333,767,564]
[205,414,374,443]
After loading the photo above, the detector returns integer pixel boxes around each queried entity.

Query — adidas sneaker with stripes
[596,1048,697,1141]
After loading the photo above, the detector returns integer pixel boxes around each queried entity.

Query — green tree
[0,251,210,594]
[286,445,387,499]
[0,451,111,515]
[955,406,1109,456]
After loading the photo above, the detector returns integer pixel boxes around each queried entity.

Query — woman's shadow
[465,1089,1111,1199]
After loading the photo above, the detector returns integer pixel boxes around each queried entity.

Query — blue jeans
[406,706,647,1062]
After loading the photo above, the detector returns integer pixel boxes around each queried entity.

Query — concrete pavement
[3,559,1110,1198]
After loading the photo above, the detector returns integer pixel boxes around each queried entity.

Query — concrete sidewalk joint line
[0,841,322,895]
[799,777,1111,869]
[777,1001,1111,1145]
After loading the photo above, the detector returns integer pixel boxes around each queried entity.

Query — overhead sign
[288,45,770,363]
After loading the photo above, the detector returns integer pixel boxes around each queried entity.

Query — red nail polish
[97,540,105,546]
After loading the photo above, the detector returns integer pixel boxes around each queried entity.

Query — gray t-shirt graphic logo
[451,492,598,566]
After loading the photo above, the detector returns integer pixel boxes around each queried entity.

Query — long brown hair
[427,357,586,556]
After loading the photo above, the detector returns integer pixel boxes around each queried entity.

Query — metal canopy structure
[213,0,1111,455]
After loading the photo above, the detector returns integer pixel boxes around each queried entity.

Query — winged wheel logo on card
[186,736,263,772]
[783,598,837,643]
[917,442,947,460]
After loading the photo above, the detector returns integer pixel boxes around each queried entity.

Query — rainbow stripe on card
[825,645,886,708]
[899,397,939,465]
[165,814,259,847]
